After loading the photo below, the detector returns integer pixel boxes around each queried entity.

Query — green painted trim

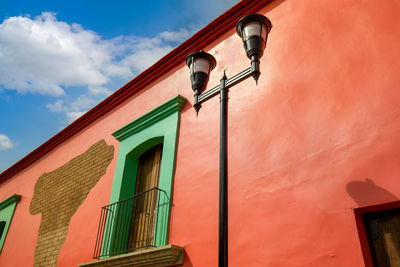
[105,95,186,255]
[112,95,186,141]
[0,194,21,253]
[0,194,21,210]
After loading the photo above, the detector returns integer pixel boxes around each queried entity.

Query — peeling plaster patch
[30,140,114,267]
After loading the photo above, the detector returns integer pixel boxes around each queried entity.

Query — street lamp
[236,13,271,83]
[186,13,272,267]
[186,50,216,114]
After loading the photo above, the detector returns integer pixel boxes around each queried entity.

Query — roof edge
[0,0,273,183]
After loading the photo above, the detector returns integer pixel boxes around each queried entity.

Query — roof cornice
[0,0,273,183]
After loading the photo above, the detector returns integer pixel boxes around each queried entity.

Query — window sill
[79,245,184,267]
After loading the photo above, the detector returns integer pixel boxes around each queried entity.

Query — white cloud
[46,95,100,123]
[88,86,112,96]
[0,12,198,97]
[0,12,200,124]
[117,26,198,73]
[159,27,197,42]
[46,100,65,112]
[66,111,85,123]
[0,13,116,96]
[121,46,173,73]
[69,95,99,111]
[0,134,14,151]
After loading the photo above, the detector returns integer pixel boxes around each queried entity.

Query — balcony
[80,187,183,266]
[93,187,170,259]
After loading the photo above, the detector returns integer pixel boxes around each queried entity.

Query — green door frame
[105,95,186,254]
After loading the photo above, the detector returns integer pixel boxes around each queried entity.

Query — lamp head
[185,50,216,113]
[236,14,272,83]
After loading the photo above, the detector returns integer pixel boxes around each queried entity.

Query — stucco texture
[1,0,400,266]
[30,140,114,267]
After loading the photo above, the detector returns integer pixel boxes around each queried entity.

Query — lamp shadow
[346,178,398,207]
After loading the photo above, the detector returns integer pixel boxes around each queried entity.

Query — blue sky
[0,0,239,172]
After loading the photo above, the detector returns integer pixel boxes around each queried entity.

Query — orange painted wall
[171,0,400,266]
[1,0,400,266]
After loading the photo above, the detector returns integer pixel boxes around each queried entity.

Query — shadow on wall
[182,250,193,267]
[346,178,398,207]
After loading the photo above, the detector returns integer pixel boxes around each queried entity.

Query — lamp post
[186,14,272,267]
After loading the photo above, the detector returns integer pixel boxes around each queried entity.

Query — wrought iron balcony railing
[93,187,169,259]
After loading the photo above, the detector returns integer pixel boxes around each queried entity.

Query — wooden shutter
[364,208,400,266]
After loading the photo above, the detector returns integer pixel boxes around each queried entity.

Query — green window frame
[0,194,21,254]
[108,95,185,252]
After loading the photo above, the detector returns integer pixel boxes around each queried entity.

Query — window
[0,194,21,254]
[91,95,186,263]
[364,208,400,266]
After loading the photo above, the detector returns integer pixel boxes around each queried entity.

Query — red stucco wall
[171,0,400,266]
[1,0,400,266]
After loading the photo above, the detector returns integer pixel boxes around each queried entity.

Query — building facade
[1,0,400,266]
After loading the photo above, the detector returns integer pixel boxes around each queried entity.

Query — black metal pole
[219,72,228,267]
[196,67,255,267]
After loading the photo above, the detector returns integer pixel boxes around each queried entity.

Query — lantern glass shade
[236,14,272,82]
[185,50,216,113]
[242,21,267,42]
[236,14,272,43]
[236,14,272,61]
[185,50,216,95]
[190,57,212,75]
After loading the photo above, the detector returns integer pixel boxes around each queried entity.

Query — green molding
[0,194,21,253]
[105,95,186,256]
[112,95,186,141]
[0,194,21,210]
